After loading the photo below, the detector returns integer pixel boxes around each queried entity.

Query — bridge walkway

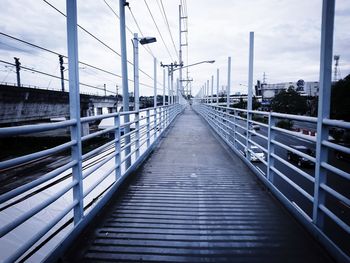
[66,106,333,262]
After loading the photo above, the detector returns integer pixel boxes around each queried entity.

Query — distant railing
[194,103,349,263]
[0,104,183,262]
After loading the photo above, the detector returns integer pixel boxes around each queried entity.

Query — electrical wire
[42,0,155,83]
[126,6,155,58]
[143,0,175,61]
[158,0,178,56]
[0,59,116,94]
[102,0,155,58]
[0,32,122,79]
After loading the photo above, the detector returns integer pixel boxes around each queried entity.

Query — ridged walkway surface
[69,106,333,263]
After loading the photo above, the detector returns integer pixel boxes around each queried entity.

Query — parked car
[244,145,265,162]
[287,145,315,167]
[251,124,260,130]
[244,126,257,136]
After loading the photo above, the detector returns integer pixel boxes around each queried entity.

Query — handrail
[0,103,184,262]
[194,103,349,262]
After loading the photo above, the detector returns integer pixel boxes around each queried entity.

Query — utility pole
[14,57,21,87]
[179,5,183,95]
[104,83,106,96]
[59,55,65,92]
[161,62,181,104]
[179,4,188,96]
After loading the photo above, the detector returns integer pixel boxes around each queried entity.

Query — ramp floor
[67,106,333,263]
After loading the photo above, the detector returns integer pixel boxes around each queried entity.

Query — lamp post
[161,60,215,103]
[132,33,157,111]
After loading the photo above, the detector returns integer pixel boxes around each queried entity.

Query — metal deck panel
[67,107,333,263]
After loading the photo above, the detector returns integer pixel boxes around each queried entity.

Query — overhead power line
[158,0,178,56]
[103,0,154,57]
[0,32,122,79]
[0,59,117,94]
[143,0,175,61]
[42,0,156,83]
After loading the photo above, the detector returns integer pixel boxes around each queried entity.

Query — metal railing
[0,104,183,262]
[194,103,349,263]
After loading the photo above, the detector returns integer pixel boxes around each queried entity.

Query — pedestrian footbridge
[0,104,348,262]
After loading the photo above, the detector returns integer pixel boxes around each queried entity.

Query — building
[256,80,319,99]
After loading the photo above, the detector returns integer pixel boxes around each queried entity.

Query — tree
[231,96,261,110]
[331,74,350,121]
[270,87,307,114]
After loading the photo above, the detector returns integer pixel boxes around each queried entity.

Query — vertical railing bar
[66,0,83,225]
[313,0,335,228]
[114,114,121,180]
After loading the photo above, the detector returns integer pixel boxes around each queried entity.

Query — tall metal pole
[59,55,65,92]
[171,64,174,104]
[207,80,210,104]
[14,57,21,87]
[227,56,231,107]
[179,5,183,97]
[163,68,166,106]
[247,32,254,111]
[119,0,130,167]
[154,57,157,107]
[176,78,179,104]
[66,0,83,224]
[133,33,139,111]
[211,76,214,104]
[216,68,219,105]
[168,68,171,105]
[313,0,335,229]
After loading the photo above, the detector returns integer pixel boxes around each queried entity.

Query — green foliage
[270,88,307,114]
[231,96,261,110]
[331,74,350,121]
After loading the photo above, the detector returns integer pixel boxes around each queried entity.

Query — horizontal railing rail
[0,103,184,262]
[194,103,350,263]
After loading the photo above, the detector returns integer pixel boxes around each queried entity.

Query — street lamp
[133,33,157,111]
[161,59,215,103]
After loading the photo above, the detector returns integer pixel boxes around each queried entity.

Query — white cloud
[0,0,349,96]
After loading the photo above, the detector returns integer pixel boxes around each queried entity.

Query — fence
[194,103,349,263]
[0,104,183,262]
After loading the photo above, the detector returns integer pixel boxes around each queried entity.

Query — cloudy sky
[0,0,349,97]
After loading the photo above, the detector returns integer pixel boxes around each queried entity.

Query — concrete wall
[0,85,118,126]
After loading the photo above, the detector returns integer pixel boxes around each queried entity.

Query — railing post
[114,114,121,179]
[154,107,157,140]
[216,68,219,106]
[246,32,254,160]
[313,0,335,228]
[147,109,150,147]
[66,0,83,225]
[267,112,275,183]
[233,109,237,149]
[227,56,231,108]
[135,112,140,159]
